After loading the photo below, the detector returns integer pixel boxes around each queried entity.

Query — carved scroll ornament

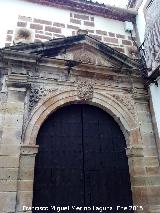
[29,87,57,111]
[112,94,136,119]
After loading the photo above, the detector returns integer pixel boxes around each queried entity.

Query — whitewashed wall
[136,0,160,154]
[0,0,70,48]
[150,79,160,138]
[0,0,134,55]
[136,0,148,44]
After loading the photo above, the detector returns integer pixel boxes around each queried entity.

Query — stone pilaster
[16,145,38,213]
[0,86,26,212]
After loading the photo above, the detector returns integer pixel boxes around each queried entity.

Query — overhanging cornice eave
[25,0,137,22]
[0,50,38,64]
[0,35,140,72]
[146,66,160,86]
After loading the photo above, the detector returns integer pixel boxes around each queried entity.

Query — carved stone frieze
[112,94,136,118]
[76,80,94,100]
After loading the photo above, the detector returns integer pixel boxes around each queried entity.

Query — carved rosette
[112,94,136,119]
[77,80,94,100]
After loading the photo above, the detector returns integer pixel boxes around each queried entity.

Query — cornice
[0,34,140,70]
[25,0,137,22]
[146,65,160,86]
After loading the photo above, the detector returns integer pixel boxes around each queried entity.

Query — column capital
[126,145,144,157]
[20,145,39,155]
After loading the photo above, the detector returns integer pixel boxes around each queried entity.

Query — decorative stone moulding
[126,145,144,157]
[20,145,39,155]
[29,80,95,112]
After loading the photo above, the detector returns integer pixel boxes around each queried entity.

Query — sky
[92,0,129,8]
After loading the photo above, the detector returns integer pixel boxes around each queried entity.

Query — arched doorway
[32,104,133,212]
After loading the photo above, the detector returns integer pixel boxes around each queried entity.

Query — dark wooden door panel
[82,105,133,210]
[33,104,133,212]
[33,105,84,211]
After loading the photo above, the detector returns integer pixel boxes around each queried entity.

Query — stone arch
[23,89,141,146]
[19,88,145,211]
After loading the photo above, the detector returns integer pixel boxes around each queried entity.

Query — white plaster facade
[135,0,160,158]
[136,0,148,43]
[149,79,160,156]
[0,0,136,56]
[150,79,160,136]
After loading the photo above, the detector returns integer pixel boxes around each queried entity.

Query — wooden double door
[33,104,133,212]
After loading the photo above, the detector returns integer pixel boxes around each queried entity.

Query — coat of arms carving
[77,80,94,100]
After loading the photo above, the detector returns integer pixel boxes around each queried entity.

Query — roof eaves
[1,34,140,69]
[25,0,137,22]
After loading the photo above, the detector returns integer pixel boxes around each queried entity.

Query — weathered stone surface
[0,192,16,212]
[140,122,153,134]
[132,166,146,176]
[17,180,33,191]
[146,166,160,176]
[20,155,36,168]
[147,186,160,205]
[0,156,19,168]
[132,176,160,187]
[0,180,17,191]
[142,133,156,146]
[132,186,148,205]
[16,191,33,212]
[2,127,22,144]
[0,144,20,155]
[137,111,152,123]
[0,168,19,180]
[19,167,34,180]
[3,113,24,129]
[143,146,158,157]
[144,157,159,167]
[149,205,160,212]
